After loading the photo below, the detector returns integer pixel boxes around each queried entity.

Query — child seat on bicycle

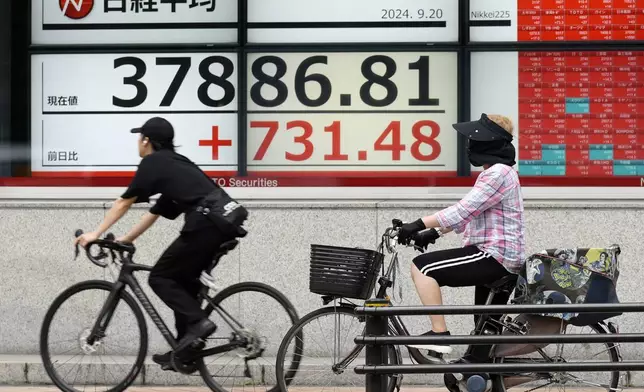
[74,117,248,371]
[397,113,525,363]
[512,245,622,327]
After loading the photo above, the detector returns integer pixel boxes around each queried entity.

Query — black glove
[410,228,441,252]
[397,219,426,245]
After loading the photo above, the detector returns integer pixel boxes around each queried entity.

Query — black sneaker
[175,318,217,354]
[152,341,206,372]
[408,330,453,359]
[152,351,174,371]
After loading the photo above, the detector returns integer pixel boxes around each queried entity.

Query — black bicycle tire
[275,305,401,392]
[197,281,301,392]
[39,280,148,392]
[492,322,620,392]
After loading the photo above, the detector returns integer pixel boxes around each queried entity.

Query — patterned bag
[513,244,621,326]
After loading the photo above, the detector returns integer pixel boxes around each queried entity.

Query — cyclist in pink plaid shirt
[397,113,525,363]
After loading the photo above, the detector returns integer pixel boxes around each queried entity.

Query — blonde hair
[487,114,514,135]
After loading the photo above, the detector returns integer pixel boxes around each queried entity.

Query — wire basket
[309,244,384,300]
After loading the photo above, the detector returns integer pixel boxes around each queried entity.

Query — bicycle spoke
[520,381,555,392]
[287,367,332,387]
[49,346,79,357]
[70,354,85,388]
[338,315,358,354]
[197,283,299,391]
[562,373,623,391]
[211,355,239,378]
[496,323,620,392]
[56,353,83,377]
[277,307,397,392]
[316,317,334,360]
[41,282,146,392]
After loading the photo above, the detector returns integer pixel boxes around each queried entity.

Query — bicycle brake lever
[73,229,83,260]
[92,247,108,261]
[408,238,425,253]
[413,245,425,253]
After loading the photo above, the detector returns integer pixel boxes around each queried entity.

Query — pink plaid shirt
[435,164,525,273]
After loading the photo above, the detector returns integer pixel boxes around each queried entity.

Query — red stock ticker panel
[518,0,644,41]
[518,50,644,178]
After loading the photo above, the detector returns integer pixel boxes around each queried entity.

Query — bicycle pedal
[160,363,177,372]
[444,373,460,392]
[169,352,200,375]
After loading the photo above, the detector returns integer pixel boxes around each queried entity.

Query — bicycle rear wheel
[276,305,402,392]
[197,281,300,392]
[492,322,620,392]
[39,280,147,392]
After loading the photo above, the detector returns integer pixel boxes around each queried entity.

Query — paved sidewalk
[0,388,443,392]
[2,388,643,392]
[0,388,449,392]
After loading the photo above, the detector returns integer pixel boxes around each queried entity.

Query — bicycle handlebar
[73,218,435,268]
[380,219,441,254]
[74,229,136,268]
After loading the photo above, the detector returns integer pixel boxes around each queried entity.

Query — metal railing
[353,300,644,392]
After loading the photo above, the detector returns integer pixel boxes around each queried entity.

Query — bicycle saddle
[484,275,518,292]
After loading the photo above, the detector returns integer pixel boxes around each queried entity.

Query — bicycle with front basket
[275,219,623,392]
[39,230,302,392]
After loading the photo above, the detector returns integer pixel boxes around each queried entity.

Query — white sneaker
[408,330,453,355]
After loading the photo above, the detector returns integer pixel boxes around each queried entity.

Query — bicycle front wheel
[197,281,301,392]
[39,280,148,392]
[276,305,402,392]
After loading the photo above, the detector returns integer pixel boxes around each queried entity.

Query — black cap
[131,117,174,144]
[452,113,513,142]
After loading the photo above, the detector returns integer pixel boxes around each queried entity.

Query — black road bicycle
[275,220,624,392]
[40,230,302,392]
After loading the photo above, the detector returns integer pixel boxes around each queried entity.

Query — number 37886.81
[251,120,441,162]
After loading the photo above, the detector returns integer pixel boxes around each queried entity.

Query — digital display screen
[472,50,644,178]
[245,51,459,176]
[32,0,237,45]
[23,1,644,187]
[247,0,459,43]
[470,0,644,42]
[31,53,239,176]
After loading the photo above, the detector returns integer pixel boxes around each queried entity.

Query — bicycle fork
[85,281,127,347]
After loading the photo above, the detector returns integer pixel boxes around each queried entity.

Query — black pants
[413,245,514,322]
[149,226,231,340]
[413,245,515,361]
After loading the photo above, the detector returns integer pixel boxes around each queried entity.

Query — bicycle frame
[327,226,524,367]
[312,223,625,392]
[84,251,249,360]
[370,226,623,369]
[324,241,436,368]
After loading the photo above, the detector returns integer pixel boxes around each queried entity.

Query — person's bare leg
[411,264,447,332]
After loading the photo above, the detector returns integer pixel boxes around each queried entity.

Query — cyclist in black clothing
[74,116,243,370]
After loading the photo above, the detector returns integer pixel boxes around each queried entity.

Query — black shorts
[412,245,510,288]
